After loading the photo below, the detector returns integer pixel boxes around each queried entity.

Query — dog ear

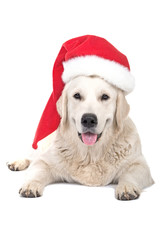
[56,89,68,127]
[115,91,130,131]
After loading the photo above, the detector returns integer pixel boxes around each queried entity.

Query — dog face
[57,76,129,146]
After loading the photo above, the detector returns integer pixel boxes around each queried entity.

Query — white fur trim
[62,56,135,93]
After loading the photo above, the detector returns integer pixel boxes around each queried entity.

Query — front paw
[115,182,141,201]
[7,159,30,171]
[19,181,44,198]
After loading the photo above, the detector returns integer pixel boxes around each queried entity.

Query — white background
[0,0,160,239]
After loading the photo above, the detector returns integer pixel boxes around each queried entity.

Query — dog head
[57,76,129,146]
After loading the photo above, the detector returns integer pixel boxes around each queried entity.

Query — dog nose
[81,113,98,128]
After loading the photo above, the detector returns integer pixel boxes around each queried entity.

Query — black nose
[81,113,98,128]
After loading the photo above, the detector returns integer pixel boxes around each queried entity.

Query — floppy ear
[115,91,130,131]
[56,89,68,127]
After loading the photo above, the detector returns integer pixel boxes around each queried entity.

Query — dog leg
[19,160,54,198]
[115,157,154,200]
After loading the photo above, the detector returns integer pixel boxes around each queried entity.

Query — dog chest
[66,157,116,187]
[56,138,132,186]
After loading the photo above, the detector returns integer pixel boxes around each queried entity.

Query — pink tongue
[81,132,97,145]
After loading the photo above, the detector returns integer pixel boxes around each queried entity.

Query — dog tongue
[81,132,97,145]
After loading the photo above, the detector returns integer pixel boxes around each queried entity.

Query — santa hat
[32,35,135,149]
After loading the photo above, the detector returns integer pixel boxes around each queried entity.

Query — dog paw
[19,181,43,198]
[7,159,30,171]
[115,182,140,201]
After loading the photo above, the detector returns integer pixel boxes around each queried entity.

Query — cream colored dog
[8,76,154,200]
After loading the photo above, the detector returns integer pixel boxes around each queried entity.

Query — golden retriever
[8,76,154,200]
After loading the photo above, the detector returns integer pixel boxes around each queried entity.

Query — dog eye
[73,93,81,100]
[101,94,110,101]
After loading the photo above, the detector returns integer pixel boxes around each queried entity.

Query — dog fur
[8,76,154,200]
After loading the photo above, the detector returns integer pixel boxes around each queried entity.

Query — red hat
[32,35,135,149]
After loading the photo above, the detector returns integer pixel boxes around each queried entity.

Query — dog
[7,75,154,200]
